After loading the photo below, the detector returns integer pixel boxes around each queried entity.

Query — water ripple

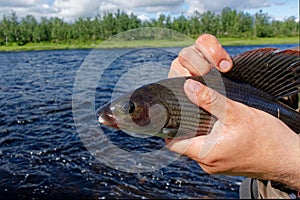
[0,44,296,199]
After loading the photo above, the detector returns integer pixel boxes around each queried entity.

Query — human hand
[166,35,300,190]
[168,34,232,78]
[166,79,300,190]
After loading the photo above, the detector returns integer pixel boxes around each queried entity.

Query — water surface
[0,44,297,199]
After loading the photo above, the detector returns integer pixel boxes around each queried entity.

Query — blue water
[0,44,297,199]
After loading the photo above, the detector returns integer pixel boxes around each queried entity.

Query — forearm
[280,134,300,191]
[270,131,300,191]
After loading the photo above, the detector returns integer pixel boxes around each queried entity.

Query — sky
[0,0,298,22]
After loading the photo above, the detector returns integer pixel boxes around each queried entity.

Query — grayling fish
[97,48,300,138]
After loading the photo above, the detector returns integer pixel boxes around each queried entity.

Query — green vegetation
[0,37,298,51]
[0,8,299,51]
[218,36,299,46]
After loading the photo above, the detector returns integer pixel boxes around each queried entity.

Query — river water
[0,44,297,199]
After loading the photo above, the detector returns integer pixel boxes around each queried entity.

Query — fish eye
[120,101,135,114]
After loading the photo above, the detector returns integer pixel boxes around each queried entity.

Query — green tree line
[0,8,299,46]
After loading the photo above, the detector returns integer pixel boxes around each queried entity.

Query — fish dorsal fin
[223,48,300,99]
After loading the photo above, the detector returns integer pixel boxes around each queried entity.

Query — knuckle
[177,56,187,67]
[198,87,220,107]
[179,47,190,57]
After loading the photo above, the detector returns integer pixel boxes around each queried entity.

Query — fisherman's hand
[168,34,232,78]
[165,79,300,190]
[166,34,300,190]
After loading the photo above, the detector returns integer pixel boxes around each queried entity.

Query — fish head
[97,85,169,137]
[97,102,120,129]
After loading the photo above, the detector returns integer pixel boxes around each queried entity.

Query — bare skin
[166,34,300,191]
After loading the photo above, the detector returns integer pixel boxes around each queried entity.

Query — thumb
[184,79,234,124]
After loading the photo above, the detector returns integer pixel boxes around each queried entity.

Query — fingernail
[219,59,231,72]
[185,79,202,94]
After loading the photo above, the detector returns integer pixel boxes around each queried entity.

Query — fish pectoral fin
[162,128,202,138]
[162,128,178,138]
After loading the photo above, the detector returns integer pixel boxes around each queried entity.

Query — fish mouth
[97,105,119,129]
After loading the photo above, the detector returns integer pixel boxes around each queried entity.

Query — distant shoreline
[0,37,298,52]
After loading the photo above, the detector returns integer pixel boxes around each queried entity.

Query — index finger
[178,46,212,76]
